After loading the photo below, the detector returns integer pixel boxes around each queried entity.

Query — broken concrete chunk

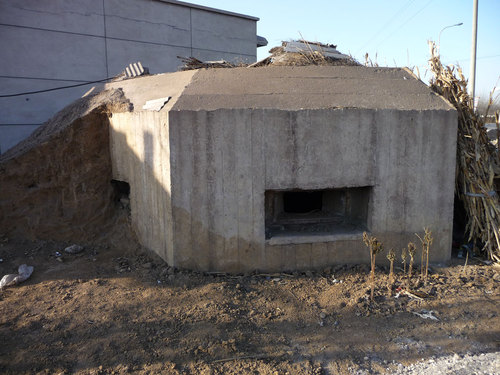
[0,264,34,289]
[16,264,33,283]
[0,274,18,289]
[412,309,439,321]
[142,97,171,111]
[125,62,149,78]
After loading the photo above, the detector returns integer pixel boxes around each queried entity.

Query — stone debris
[115,257,131,273]
[412,309,439,321]
[64,244,84,254]
[0,264,34,289]
[387,352,500,375]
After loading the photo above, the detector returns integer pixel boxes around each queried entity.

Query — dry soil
[0,235,499,375]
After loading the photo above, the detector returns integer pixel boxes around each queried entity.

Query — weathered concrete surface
[0,0,260,154]
[105,66,457,272]
[107,71,197,265]
[173,66,452,111]
[168,108,456,271]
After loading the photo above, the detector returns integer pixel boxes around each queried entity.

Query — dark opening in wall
[283,191,322,213]
[111,179,130,211]
[265,187,371,240]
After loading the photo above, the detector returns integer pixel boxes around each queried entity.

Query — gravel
[387,352,500,375]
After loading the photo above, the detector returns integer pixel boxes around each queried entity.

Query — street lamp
[438,22,463,54]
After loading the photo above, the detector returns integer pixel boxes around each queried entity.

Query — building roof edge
[154,0,259,21]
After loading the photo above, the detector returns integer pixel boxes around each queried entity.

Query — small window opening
[265,187,371,240]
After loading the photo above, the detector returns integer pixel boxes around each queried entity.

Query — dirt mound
[0,89,134,247]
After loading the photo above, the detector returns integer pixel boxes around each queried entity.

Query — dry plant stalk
[364,52,379,67]
[387,248,396,292]
[363,232,383,302]
[496,111,500,166]
[407,242,416,279]
[416,228,433,282]
[424,229,433,280]
[401,248,408,275]
[428,41,500,262]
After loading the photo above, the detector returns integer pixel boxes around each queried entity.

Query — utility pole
[469,0,478,104]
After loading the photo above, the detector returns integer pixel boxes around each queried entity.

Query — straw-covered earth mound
[0,89,132,244]
[178,43,360,70]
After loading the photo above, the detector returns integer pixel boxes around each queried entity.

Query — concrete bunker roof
[108,66,455,112]
[172,66,454,111]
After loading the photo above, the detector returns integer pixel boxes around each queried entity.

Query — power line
[0,78,113,98]
[371,53,500,72]
[452,54,500,63]
[374,0,435,50]
[423,54,500,66]
[356,0,416,55]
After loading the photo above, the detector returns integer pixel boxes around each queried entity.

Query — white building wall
[0,0,259,154]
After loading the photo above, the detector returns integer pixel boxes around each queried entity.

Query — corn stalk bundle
[428,42,500,262]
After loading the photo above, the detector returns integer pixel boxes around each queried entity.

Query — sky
[192,0,500,100]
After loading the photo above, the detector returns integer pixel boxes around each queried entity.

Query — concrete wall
[165,107,456,272]
[110,110,174,264]
[107,70,196,265]
[104,67,457,273]
[0,0,258,154]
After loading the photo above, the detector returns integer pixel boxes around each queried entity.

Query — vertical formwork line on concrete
[189,8,193,57]
[102,0,109,78]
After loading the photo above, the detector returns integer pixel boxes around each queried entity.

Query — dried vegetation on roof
[178,40,360,71]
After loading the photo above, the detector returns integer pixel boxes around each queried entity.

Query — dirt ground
[0,235,499,375]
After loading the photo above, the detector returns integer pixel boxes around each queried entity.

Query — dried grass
[428,41,500,262]
[177,56,240,71]
[178,40,360,71]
